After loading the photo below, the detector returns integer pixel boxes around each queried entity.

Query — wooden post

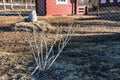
[25,0,28,9]
[3,0,6,10]
[10,0,14,10]
[97,0,100,16]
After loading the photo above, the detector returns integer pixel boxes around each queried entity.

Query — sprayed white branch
[26,24,74,76]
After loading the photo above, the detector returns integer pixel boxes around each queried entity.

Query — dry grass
[0,16,21,26]
[0,15,120,52]
[0,15,120,79]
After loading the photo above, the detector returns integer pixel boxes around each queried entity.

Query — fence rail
[0,2,35,10]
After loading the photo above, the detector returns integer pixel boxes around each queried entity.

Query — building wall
[46,0,73,16]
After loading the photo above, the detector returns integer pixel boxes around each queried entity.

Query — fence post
[3,0,6,10]
[25,0,28,9]
[97,0,100,16]
[10,0,14,10]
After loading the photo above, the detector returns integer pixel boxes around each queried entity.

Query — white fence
[0,1,35,10]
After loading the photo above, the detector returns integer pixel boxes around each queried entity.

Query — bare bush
[26,25,74,76]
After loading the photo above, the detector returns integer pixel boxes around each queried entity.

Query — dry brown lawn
[0,15,120,79]
[0,15,120,53]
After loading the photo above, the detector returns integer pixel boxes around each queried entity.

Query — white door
[100,0,106,3]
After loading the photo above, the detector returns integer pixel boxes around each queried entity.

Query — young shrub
[26,24,74,76]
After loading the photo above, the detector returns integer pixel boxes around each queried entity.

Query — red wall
[46,0,73,16]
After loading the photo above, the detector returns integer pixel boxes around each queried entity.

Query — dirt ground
[1,15,120,79]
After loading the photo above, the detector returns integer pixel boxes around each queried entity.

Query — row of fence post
[2,0,32,10]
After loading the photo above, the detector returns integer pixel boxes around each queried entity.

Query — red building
[100,0,120,7]
[36,0,88,16]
